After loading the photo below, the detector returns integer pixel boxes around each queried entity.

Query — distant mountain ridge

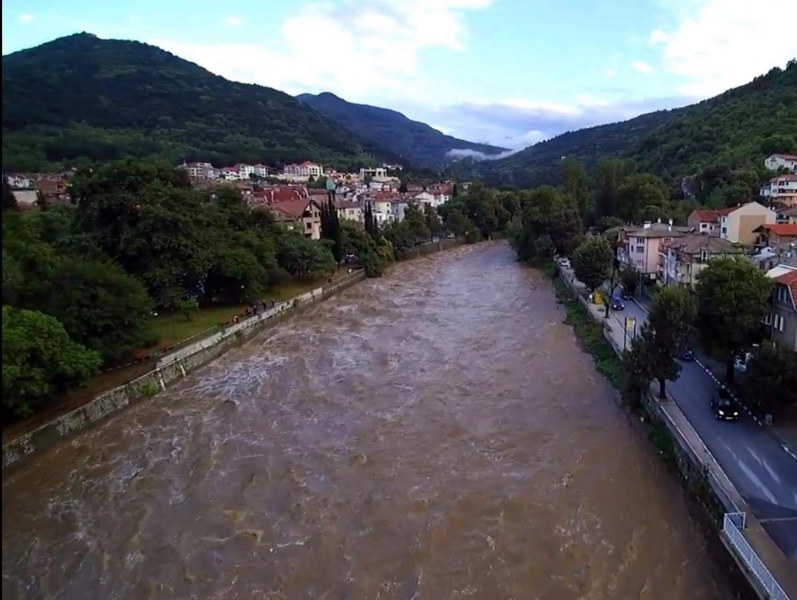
[297,92,507,170]
[1,33,385,171]
[466,61,797,190]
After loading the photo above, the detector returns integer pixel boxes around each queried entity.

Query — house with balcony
[267,197,323,239]
[776,206,797,225]
[717,201,777,246]
[753,223,797,250]
[659,233,741,289]
[687,209,720,236]
[764,153,797,173]
[617,221,689,283]
[284,161,324,179]
[759,174,797,208]
[763,267,797,351]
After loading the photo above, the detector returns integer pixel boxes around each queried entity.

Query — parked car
[679,346,695,361]
[558,258,571,269]
[711,387,740,421]
[621,289,633,300]
[610,295,625,310]
[734,350,754,373]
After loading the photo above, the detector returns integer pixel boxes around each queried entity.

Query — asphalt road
[610,292,797,563]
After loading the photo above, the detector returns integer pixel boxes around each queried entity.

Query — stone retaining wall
[2,239,469,468]
[2,270,366,469]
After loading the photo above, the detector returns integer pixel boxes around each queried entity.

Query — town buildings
[759,174,797,208]
[717,202,777,245]
[764,153,797,173]
[764,267,797,351]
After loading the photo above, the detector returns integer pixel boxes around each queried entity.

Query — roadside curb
[632,297,797,464]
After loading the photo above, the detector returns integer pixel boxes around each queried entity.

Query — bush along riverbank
[547,266,757,599]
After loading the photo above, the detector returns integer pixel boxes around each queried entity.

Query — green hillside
[297,92,506,170]
[471,61,797,194]
[2,33,380,171]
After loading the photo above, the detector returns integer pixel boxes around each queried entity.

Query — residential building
[764,153,797,173]
[12,190,38,205]
[267,197,323,239]
[759,174,797,208]
[763,267,797,351]
[248,186,309,207]
[284,161,323,179]
[336,200,363,223]
[776,206,797,224]
[5,174,33,189]
[751,244,797,271]
[687,209,720,235]
[234,163,255,180]
[359,167,387,180]
[753,223,797,249]
[618,221,688,282]
[659,233,741,288]
[717,201,777,246]
[370,193,407,224]
[181,162,214,179]
[253,164,271,178]
[34,178,70,204]
[220,167,240,181]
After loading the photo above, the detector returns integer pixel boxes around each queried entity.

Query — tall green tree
[645,286,698,398]
[572,235,613,293]
[423,203,442,238]
[2,306,101,417]
[743,341,797,415]
[696,258,772,383]
[562,157,592,224]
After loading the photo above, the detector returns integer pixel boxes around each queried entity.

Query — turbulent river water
[2,242,732,599]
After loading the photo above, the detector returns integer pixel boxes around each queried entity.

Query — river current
[2,242,731,599]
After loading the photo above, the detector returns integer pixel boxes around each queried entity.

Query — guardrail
[723,513,790,600]
[559,265,794,600]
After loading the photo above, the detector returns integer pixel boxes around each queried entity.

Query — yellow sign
[625,317,636,331]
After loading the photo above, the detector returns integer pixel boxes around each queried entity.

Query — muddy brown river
[2,242,732,599]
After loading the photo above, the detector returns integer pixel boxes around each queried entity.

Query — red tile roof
[773,270,797,310]
[772,153,797,160]
[269,198,319,219]
[760,223,797,236]
[251,186,308,204]
[690,209,720,223]
[770,174,797,182]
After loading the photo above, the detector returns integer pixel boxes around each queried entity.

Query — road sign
[625,317,636,331]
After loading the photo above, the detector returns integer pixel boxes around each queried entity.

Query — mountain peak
[298,92,507,169]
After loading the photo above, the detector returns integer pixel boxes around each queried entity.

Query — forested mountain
[1,33,382,171]
[467,60,797,192]
[297,92,506,170]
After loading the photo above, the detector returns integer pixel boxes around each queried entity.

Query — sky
[3,0,796,152]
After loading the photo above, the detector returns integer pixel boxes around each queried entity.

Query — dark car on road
[610,295,625,310]
[711,387,740,421]
[621,289,633,300]
[679,346,695,361]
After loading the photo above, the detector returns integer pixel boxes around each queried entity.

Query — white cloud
[651,0,797,96]
[632,60,654,74]
[18,13,34,24]
[223,16,245,27]
[603,68,617,79]
[649,29,668,44]
[153,0,491,100]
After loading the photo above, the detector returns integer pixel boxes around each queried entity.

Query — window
[699,250,710,261]
[776,315,785,332]
[636,245,644,253]
[305,222,312,229]
[763,313,772,325]
[777,286,788,303]
[721,227,727,235]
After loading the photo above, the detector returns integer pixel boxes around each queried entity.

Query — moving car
[610,295,625,310]
[711,387,740,421]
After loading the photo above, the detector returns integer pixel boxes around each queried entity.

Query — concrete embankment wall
[2,238,469,469]
[558,273,795,600]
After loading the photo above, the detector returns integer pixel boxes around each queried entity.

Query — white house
[220,167,240,181]
[360,167,387,179]
[253,164,271,178]
[764,154,797,173]
[234,163,255,179]
[759,174,797,207]
[5,174,34,189]
[284,161,323,179]
[336,201,363,223]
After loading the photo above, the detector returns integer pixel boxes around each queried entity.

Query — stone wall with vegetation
[3,239,468,468]
[1,270,366,468]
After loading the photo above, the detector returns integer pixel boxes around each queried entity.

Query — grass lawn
[147,275,339,349]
